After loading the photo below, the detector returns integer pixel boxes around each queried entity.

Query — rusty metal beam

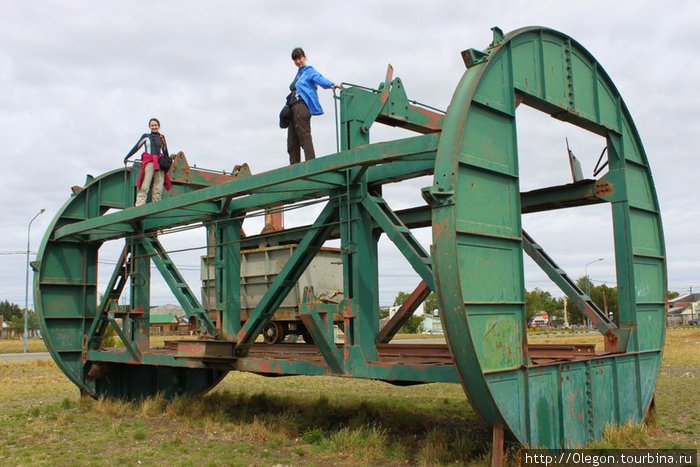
[378,281,431,343]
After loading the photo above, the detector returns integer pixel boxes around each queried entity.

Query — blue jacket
[294,65,334,116]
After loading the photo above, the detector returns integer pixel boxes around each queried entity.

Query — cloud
[0,0,697,310]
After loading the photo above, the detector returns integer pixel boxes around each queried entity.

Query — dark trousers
[287,101,315,165]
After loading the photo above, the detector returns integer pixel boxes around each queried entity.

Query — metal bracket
[461,48,489,68]
[489,26,505,47]
[421,185,455,207]
[360,64,394,134]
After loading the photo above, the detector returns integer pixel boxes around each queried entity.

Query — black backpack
[158,153,173,171]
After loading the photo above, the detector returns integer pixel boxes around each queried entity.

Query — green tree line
[391,277,673,329]
[0,299,38,333]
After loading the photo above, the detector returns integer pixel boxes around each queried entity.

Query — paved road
[0,352,52,361]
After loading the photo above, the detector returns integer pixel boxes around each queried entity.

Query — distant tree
[393,291,410,307]
[400,315,424,334]
[392,291,427,333]
[0,300,23,321]
[573,277,618,323]
[424,292,437,315]
[667,291,680,300]
[525,288,563,322]
[6,310,38,333]
[7,315,24,333]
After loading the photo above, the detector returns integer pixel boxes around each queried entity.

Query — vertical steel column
[217,217,242,339]
[338,86,382,360]
[606,135,639,351]
[128,237,150,351]
[338,174,380,360]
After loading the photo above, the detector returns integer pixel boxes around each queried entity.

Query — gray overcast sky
[1,0,698,308]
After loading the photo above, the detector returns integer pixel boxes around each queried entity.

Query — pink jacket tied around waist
[136,153,172,191]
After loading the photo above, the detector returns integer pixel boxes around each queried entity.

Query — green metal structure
[35,27,665,449]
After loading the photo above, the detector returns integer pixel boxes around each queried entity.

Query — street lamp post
[584,257,604,298]
[24,209,45,353]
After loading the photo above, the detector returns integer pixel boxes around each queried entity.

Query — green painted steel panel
[630,210,664,256]
[622,119,644,164]
[487,373,527,441]
[61,198,87,220]
[561,365,589,447]
[597,77,619,131]
[98,178,130,208]
[570,52,596,120]
[473,55,513,113]
[590,361,617,436]
[638,354,661,413]
[542,39,568,106]
[39,285,93,318]
[457,238,523,303]
[460,105,517,175]
[57,351,83,380]
[41,244,89,283]
[528,368,561,448]
[512,38,541,96]
[615,357,642,423]
[456,170,519,236]
[468,310,524,370]
[44,318,84,351]
[634,258,665,303]
[636,306,665,350]
[625,166,656,211]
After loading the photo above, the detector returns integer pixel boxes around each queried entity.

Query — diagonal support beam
[234,201,339,354]
[378,280,431,343]
[522,230,629,352]
[140,236,216,335]
[298,290,344,374]
[361,195,434,290]
[108,317,142,361]
[86,244,131,349]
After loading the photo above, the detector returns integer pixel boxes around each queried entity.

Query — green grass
[0,328,697,465]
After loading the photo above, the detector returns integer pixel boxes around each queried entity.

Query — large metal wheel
[34,168,226,399]
[431,27,666,448]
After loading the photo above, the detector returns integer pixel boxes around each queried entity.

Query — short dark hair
[149,118,160,126]
[291,47,305,60]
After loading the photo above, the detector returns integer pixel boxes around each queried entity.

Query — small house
[149,314,178,335]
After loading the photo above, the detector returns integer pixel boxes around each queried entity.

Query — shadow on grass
[88,387,492,465]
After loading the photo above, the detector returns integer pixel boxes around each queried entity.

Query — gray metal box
[201,245,343,320]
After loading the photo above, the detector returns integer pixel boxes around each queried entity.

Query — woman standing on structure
[123,118,172,206]
[286,47,341,165]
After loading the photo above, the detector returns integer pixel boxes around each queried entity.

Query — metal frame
[34,27,665,449]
